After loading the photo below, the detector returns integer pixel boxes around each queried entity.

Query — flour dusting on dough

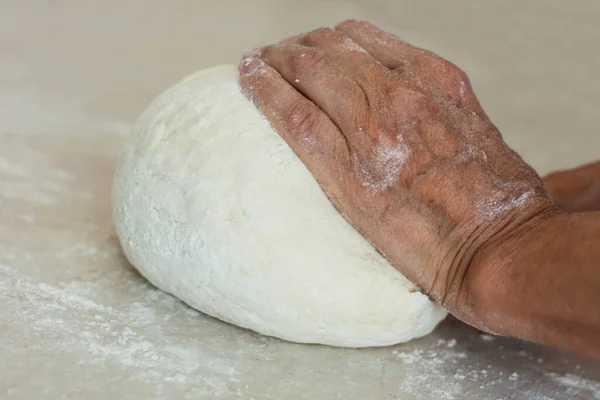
[112,65,446,348]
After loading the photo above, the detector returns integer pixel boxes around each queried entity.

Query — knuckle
[286,102,321,138]
[412,90,436,109]
[382,83,406,104]
[336,19,359,29]
[385,84,434,111]
[408,93,437,118]
[432,57,471,87]
[302,27,335,45]
[449,67,471,92]
[419,54,477,106]
[335,19,370,37]
[260,44,276,59]
[294,48,331,73]
[454,68,470,86]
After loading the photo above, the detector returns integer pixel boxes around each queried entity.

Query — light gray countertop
[1,1,599,399]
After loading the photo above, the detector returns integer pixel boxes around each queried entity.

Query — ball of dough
[112,65,447,347]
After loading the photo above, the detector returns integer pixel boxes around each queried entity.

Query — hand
[543,162,600,213]
[239,20,557,331]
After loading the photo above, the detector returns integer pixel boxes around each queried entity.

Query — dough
[112,65,447,347]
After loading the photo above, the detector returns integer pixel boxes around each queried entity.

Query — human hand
[238,20,557,330]
[544,162,600,213]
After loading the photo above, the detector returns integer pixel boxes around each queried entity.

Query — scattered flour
[476,184,536,220]
[1,123,598,399]
[2,258,599,399]
[390,337,600,400]
[343,37,368,54]
[480,333,496,342]
[357,134,410,192]
[548,374,600,400]
[0,264,242,396]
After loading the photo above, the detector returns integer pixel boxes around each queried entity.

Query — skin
[544,161,600,213]
[238,20,600,360]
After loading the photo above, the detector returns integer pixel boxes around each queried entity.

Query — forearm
[471,211,600,359]
[544,161,600,213]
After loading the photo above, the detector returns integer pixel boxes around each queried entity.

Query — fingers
[335,20,483,113]
[543,167,600,213]
[335,20,414,71]
[239,57,349,198]
[282,27,391,87]
[257,43,373,141]
[238,20,486,193]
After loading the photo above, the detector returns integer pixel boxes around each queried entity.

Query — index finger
[239,57,351,202]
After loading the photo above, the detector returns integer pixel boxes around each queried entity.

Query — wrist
[462,203,561,339]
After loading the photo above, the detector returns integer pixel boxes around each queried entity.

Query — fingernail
[240,57,264,75]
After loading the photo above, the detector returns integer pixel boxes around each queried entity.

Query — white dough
[112,65,447,347]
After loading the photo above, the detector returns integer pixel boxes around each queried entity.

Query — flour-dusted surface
[112,65,445,347]
[1,1,600,399]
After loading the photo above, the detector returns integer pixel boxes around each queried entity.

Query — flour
[0,156,31,177]
[357,134,410,192]
[343,37,368,54]
[0,182,58,205]
[0,263,242,393]
[549,374,600,399]
[476,183,536,220]
[2,257,599,400]
[480,333,496,342]
[489,189,536,218]
[0,147,78,208]
[390,336,600,400]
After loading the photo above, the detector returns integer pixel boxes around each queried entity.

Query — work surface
[1,1,600,399]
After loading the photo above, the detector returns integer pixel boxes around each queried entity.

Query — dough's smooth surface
[112,65,447,347]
